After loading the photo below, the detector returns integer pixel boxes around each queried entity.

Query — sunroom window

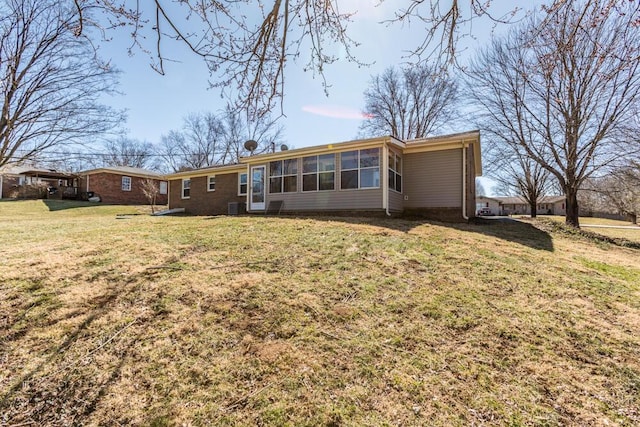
[302,154,335,191]
[340,148,380,190]
[269,159,298,193]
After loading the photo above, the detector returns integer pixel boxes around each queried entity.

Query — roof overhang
[80,168,164,180]
[239,136,398,164]
[22,170,77,180]
[165,163,246,180]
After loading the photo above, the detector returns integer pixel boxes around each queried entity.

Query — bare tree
[0,0,121,169]
[103,138,158,170]
[360,65,459,139]
[141,178,160,214]
[466,0,640,227]
[589,164,640,224]
[160,109,282,173]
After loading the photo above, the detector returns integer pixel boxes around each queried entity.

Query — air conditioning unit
[228,202,246,215]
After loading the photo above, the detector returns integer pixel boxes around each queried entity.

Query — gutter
[462,145,469,221]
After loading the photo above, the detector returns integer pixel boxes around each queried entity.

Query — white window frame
[159,181,168,195]
[238,172,248,196]
[340,148,380,190]
[181,178,191,199]
[121,176,132,192]
[388,151,402,193]
[207,175,216,192]
[269,159,298,194]
[302,154,335,192]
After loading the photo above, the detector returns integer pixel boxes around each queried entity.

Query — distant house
[0,166,78,199]
[166,131,482,221]
[77,166,168,205]
[476,195,566,216]
[475,196,502,215]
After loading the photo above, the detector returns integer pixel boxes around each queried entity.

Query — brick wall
[169,172,246,215]
[80,172,168,205]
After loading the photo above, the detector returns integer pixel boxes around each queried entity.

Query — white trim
[238,172,248,196]
[249,165,266,211]
[181,178,191,199]
[121,176,132,192]
[462,146,469,220]
[383,144,389,215]
[207,175,216,192]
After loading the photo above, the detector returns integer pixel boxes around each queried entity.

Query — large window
[121,176,132,191]
[302,154,335,192]
[388,152,402,193]
[159,181,168,195]
[207,175,216,192]
[269,159,298,193]
[181,178,191,199]
[238,173,247,195]
[340,148,380,190]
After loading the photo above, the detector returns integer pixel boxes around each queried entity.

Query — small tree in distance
[141,179,160,214]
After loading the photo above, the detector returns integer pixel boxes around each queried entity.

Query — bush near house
[1,200,639,426]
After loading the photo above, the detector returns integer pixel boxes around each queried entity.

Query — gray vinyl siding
[267,188,382,211]
[403,149,462,208]
[389,190,404,212]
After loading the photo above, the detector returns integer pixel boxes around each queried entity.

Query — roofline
[165,163,246,179]
[80,168,164,179]
[240,136,396,163]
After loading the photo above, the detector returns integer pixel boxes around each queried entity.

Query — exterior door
[250,165,266,211]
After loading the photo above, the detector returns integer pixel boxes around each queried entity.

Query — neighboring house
[0,166,78,199]
[166,131,482,221]
[480,195,566,216]
[77,166,168,205]
[475,196,502,215]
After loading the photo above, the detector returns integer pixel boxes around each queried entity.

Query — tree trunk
[565,189,580,228]
[631,213,637,225]
[530,201,537,218]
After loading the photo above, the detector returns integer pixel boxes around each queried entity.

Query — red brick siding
[169,173,246,215]
[79,172,168,205]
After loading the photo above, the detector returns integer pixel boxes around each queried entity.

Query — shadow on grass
[207,214,555,252]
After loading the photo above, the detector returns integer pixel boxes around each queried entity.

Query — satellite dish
[244,139,258,153]
[280,144,289,151]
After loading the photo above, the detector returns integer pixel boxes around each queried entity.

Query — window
[302,153,335,192]
[238,173,248,195]
[340,148,380,190]
[269,158,298,193]
[159,181,168,195]
[181,178,191,199]
[207,175,216,192]
[388,151,402,193]
[121,176,132,191]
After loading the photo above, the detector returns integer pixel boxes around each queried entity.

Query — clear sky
[97,1,535,151]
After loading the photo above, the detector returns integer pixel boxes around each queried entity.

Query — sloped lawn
[1,200,639,426]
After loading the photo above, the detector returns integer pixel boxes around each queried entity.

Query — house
[166,131,482,221]
[475,196,502,215]
[77,166,168,205]
[476,195,566,216]
[0,166,78,199]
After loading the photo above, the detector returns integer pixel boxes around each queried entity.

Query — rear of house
[78,167,168,205]
[165,131,481,221]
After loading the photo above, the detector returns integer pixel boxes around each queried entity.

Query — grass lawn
[533,215,640,244]
[1,200,640,426]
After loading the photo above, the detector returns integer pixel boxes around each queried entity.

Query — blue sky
[98,1,535,150]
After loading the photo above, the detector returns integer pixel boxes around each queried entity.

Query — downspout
[462,144,469,221]
[0,173,3,199]
[383,143,391,216]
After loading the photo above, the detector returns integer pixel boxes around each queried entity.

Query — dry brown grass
[1,200,640,426]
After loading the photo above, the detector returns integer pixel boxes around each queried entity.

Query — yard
[1,200,639,426]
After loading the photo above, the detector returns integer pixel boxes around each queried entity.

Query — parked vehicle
[477,207,494,216]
